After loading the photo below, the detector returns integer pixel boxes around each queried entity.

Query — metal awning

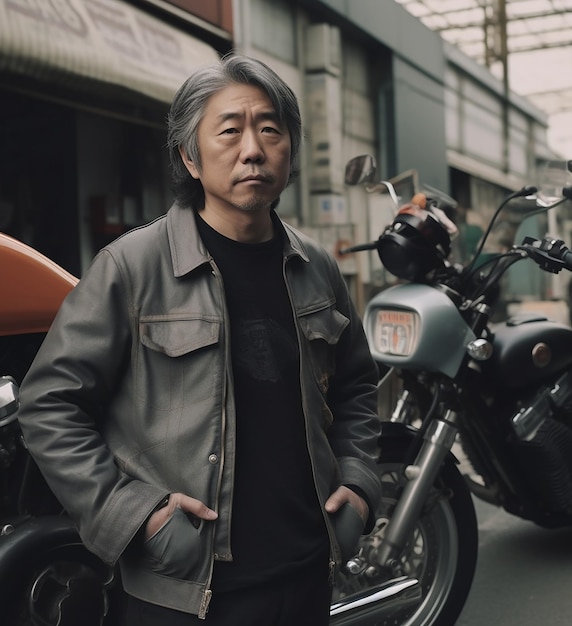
[0,0,220,104]
[395,0,572,157]
[395,0,572,114]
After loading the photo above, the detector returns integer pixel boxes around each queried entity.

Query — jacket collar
[166,202,309,278]
[166,203,210,278]
[278,217,310,264]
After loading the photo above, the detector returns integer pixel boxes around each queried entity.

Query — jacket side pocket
[143,507,203,579]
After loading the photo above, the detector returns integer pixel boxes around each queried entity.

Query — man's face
[181,83,292,216]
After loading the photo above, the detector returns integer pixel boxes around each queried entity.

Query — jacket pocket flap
[140,317,220,357]
[299,306,349,344]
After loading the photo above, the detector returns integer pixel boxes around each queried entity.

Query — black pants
[123,566,332,626]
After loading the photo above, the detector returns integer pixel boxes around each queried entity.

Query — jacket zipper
[198,589,212,619]
[201,262,233,616]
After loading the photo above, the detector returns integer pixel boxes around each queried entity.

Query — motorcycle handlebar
[520,236,572,273]
[338,242,378,255]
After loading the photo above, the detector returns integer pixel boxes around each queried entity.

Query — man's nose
[240,129,265,163]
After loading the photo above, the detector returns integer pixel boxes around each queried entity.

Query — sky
[508,46,572,159]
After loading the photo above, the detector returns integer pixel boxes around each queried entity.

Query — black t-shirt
[195,212,328,592]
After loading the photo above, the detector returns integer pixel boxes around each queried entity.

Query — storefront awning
[0,0,220,103]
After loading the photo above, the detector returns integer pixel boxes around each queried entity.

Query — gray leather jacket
[18,204,381,617]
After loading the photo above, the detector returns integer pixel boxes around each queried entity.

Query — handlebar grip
[521,236,572,273]
[543,238,572,271]
[561,248,572,271]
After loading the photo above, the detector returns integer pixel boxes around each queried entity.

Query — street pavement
[456,497,572,625]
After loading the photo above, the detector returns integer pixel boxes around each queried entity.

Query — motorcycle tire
[331,439,478,626]
[4,543,125,626]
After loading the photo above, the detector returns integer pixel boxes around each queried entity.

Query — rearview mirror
[536,159,572,207]
[344,155,376,186]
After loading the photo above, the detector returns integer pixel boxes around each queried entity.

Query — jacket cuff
[344,484,376,534]
[337,456,381,535]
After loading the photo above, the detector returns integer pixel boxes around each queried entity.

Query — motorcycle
[329,155,572,625]
[0,234,123,625]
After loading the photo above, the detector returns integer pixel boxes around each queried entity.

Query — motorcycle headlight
[373,309,419,357]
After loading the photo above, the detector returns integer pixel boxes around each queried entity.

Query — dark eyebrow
[217,110,282,124]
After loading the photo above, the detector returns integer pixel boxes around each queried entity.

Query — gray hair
[166,54,302,210]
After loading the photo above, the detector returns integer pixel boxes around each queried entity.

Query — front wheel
[331,438,478,625]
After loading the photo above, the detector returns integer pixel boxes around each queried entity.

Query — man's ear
[179,146,200,180]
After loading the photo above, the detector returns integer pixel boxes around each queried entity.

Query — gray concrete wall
[311,0,449,191]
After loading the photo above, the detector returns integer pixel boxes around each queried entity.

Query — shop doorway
[0,90,80,276]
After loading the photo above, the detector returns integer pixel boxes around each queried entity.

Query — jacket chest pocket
[137,316,222,410]
[298,304,349,396]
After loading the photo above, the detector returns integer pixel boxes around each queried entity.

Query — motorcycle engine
[509,369,572,521]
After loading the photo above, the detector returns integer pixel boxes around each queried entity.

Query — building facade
[0,0,231,275]
[234,0,559,311]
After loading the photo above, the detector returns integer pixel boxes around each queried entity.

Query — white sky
[507,47,572,158]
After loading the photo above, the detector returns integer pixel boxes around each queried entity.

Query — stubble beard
[234,195,276,213]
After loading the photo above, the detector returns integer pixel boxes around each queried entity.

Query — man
[18,54,381,624]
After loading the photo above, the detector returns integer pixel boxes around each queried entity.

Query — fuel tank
[483,314,572,388]
[0,233,77,336]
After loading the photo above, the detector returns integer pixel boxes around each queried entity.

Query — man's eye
[262,126,280,134]
[221,128,238,134]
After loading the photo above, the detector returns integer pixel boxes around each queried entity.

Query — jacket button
[208,454,218,464]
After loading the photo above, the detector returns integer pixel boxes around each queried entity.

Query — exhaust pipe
[330,576,420,618]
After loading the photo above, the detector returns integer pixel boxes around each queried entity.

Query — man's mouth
[235,172,275,185]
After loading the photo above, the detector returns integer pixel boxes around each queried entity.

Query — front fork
[378,410,459,571]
